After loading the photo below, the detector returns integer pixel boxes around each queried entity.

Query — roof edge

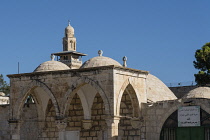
[7,65,149,78]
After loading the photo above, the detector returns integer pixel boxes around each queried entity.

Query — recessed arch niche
[160,108,210,140]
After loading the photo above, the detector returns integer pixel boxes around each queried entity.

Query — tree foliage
[194,42,210,86]
[0,74,10,95]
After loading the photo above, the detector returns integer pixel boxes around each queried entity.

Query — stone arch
[15,80,59,120]
[158,104,180,135]
[64,88,91,119]
[157,100,210,138]
[63,77,110,116]
[116,78,141,116]
[77,89,91,119]
[118,78,141,139]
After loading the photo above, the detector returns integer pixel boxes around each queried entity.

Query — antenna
[18,62,20,74]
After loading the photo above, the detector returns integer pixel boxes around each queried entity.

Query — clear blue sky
[0,1,210,85]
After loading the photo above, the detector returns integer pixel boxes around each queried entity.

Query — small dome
[65,24,74,35]
[34,60,70,72]
[81,56,122,68]
[182,87,210,99]
[146,74,177,102]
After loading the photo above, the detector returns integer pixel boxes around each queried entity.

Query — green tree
[0,74,10,95]
[194,42,210,86]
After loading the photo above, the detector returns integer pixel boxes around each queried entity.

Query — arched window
[70,40,73,49]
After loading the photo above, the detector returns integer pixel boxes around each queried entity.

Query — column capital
[82,119,92,130]
[56,120,67,132]
[105,116,120,139]
[105,116,120,126]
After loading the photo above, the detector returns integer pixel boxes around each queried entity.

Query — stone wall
[66,93,83,134]
[119,92,140,140]
[142,100,180,140]
[0,105,9,140]
[66,93,106,140]
[20,103,39,140]
[42,100,58,140]
[169,86,197,98]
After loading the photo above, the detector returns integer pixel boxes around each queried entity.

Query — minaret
[63,20,76,51]
[52,21,87,69]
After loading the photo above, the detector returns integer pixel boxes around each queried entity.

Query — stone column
[56,120,67,140]
[9,120,21,140]
[105,117,120,140]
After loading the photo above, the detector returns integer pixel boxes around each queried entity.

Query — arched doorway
[160,108,210,140]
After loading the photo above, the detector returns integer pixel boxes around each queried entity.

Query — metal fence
[165,81,196,87]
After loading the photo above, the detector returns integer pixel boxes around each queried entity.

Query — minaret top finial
[123,56,127,67]
[98,50,103,56]
[68,20,70,26]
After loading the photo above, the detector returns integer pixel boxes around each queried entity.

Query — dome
[81,56,121,68]
[81,50,122,68]
[146,74,177,102]
[182,87,210,99]
[65,24,74,35]
[34,60,70,72]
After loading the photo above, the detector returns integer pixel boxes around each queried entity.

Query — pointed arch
[20,95,39,140]
[15,80,59,119]
[118,79,141,139]
[116,78,141,116]
[77,89,91,119]
[63,77,110,116]
[64,88,90,119]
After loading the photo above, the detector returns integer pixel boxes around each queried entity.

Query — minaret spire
[63,20,76,51]
[68,20,70,26]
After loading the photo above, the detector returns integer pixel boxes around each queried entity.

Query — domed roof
[81,50,121,68]
[34,60,70,72]
[65,22,74,35]
[182,87,210,99]
[146,74,177,102]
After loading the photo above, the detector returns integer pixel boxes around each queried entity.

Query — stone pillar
[56,120,67,140]
[105,117,120,140]
[9,120,21,140]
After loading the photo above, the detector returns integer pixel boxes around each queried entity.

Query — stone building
[0,92,9,105]
[2,22,210,140]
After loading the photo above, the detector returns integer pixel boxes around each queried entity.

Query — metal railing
[165,81,196,87]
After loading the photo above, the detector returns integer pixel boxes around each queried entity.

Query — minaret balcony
[60,60,82,64]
